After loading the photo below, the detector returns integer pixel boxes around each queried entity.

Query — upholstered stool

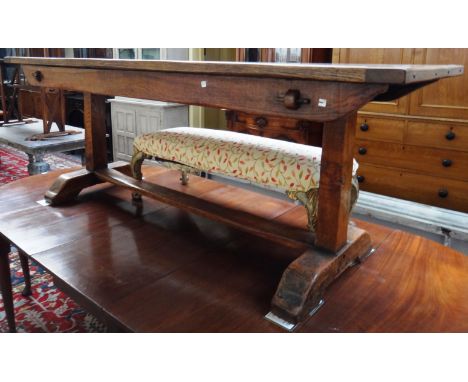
[131,127,359,231]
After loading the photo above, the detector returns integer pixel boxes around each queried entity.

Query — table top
[5,57,464,84]
[0,120,84,154]
[1,166,467,332]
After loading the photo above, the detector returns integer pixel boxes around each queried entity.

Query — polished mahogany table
[1,167,468,332]
[2,57,464,327]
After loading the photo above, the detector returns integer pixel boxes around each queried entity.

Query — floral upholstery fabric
[133,127,359,194]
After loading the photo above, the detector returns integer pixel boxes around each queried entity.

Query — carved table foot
[268,225,372,330]
[44,161,131,205]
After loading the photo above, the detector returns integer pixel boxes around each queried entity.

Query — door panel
[333,48,413,114]
[410,48,468,119]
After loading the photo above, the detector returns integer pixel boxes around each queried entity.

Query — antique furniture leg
[27,153,50,175]
[270,113,372,327]
[0,62,7,125]
[180,169,189,185]
[286,189,319,231]
[44,93,133,204]
[4,66,22,124]
[130,150,149,202]
[316,113,359,251]
[0,237,16,332]
[18,251,32,297]
[41,88,66,134]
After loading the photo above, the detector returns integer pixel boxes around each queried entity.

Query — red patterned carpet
[0,143,107,332]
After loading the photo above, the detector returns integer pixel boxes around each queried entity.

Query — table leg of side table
[0,63,7,125]
[0,237,16,332]
[18,251,32,297]
[27,153,50,175]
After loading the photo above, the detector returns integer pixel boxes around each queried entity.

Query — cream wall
[188,48,236,129]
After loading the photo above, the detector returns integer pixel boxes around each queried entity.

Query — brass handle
[445,131,456,140]
[442,159,452,167]
[32,70,43,82]
[358,147,367,155]
[360,123,369,132]
[438,188,449,198]
[281,89,310,110]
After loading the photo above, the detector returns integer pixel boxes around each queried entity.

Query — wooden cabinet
[335,48,468,212]
[226,111,323,146]
[226,48,332,145]
[333,49,413,114]
[410,49,468,120]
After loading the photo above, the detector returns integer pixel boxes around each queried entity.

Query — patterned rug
[0,252,107,333]
[0,144,83,184]
[0,143,108,332]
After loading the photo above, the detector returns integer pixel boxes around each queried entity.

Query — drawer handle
[360,123,369,132]
[358,147,367,155]
[442,159,453,167]
[32,70,43,82]
[438,188,449,198]
[282,89,310,110]
[445,131,456,140]
[357,175,365,183]
[254,117,268,128]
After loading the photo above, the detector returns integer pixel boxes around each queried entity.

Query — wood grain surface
[4,57,464,84]
[1,167,467,332]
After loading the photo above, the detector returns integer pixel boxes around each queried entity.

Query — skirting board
[354,191,468,243]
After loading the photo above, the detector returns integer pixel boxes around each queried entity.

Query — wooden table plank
[4,57,464,84]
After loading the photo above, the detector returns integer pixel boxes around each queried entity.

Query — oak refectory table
[1,57,464,330]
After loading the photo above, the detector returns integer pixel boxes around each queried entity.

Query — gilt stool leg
[286,189,319,231]
[130,150,149,202]
[180,169,189,185]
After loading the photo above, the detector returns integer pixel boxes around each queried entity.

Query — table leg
[0,237,16,332]
[84,93,108,172]
[43,92,111,205]
[18,251,32,297]
[0,63,7,125]
[315,113,357,252]
[269,113,372,327]
[27,153,50,175]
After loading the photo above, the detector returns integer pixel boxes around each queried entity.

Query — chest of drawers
[335,48,468,213]
[355,114,468,212]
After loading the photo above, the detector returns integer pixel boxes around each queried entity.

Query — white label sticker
[201,81,207,88]
[318,98,327,107]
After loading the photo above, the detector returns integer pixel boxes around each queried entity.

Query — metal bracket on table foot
[354,247,376,264]
[265,311,297,331]
[265,299,324,332]
[36,199,51,206]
